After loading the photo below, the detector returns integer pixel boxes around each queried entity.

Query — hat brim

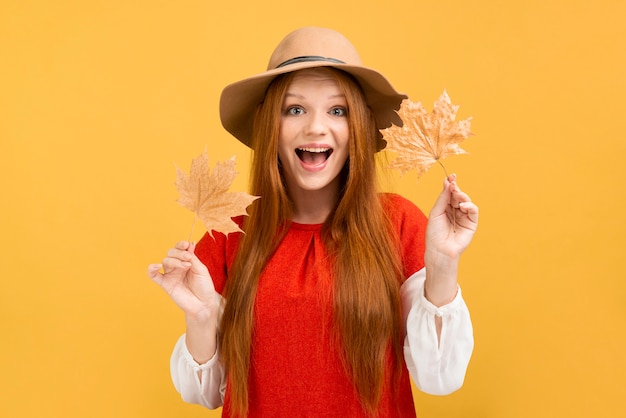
[219,61,408,148]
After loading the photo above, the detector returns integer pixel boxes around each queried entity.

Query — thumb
[147,263,164,285]
[430,175,454,216]
[185,244,209,276]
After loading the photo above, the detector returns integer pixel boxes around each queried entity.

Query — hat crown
[220,27,406,149]
[267,27,363,70]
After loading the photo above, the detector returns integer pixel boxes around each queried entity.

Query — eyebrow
[284,92,346,100]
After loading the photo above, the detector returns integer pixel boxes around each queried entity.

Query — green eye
[331,107,346,116]
[286,106,304,115]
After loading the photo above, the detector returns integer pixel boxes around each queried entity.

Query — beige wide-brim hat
[219,27,408,149]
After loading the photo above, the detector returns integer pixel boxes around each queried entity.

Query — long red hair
[219,68,404,417]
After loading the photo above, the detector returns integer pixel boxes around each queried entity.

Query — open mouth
[295,147,333,165]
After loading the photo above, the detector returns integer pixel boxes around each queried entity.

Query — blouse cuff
[170,334,226,408]
[419,285,463,318]
[177,334,220,370]
[400,268,474,395]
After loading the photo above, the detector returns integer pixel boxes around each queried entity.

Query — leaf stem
[437,159,449,178]
[437,159,456,233]
[188,214,197,243]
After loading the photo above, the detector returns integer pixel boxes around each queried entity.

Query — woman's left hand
[426,173,479,262]
[423,174,479,306]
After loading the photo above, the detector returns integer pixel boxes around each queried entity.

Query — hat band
[276,55,345,68]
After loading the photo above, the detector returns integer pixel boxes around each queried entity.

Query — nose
[304,111,328,136]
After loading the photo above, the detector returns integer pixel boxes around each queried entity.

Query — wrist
[424,280,458,307]
[184,293,221,324]
[185,311,219,364]
[185,308,217,326]
[424,252,460,307]
[424,248,459,273]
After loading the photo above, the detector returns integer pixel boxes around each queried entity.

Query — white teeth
[298,147,330,153]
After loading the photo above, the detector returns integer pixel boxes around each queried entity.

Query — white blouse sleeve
[401,268,474,395]
[170,334,226,409]
[170,294,227,409]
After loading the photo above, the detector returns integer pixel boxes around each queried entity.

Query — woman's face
[277,69,350,196]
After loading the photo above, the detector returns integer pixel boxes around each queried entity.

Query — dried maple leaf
[381,90,473,179]
[175,151,259,238]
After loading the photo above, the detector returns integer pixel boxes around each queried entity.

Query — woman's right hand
[148,241,219,321]
[149,241,220,363]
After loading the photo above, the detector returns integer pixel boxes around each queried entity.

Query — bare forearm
[424,251,462,343]
[424,251,460,307]
[185,313,218,364]
[423,175,477,307]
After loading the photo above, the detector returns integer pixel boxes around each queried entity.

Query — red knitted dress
[194,194,428,417]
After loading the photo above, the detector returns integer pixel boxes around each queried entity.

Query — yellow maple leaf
[381,90,473,179]
[175,151,259,238]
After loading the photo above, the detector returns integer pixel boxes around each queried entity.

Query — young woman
[148,27,479,417]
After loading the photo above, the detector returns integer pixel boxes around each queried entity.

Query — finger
[459,201,479,223]
[147,263,164,284]
[451,189,471,208]
[167,247,193,262]
[175,241,192,251]
[167,241,197,261]
[162,256,192,273]
[459,200,478,213]
[448,176,472,205]
[162,245,205,276]
[430,187,451,217]
[185,250,209,275]
[165,243,208,277]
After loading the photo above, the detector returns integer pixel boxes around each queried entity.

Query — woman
[148,27,478,417]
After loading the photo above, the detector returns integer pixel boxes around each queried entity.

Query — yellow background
[2,0,625,416]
